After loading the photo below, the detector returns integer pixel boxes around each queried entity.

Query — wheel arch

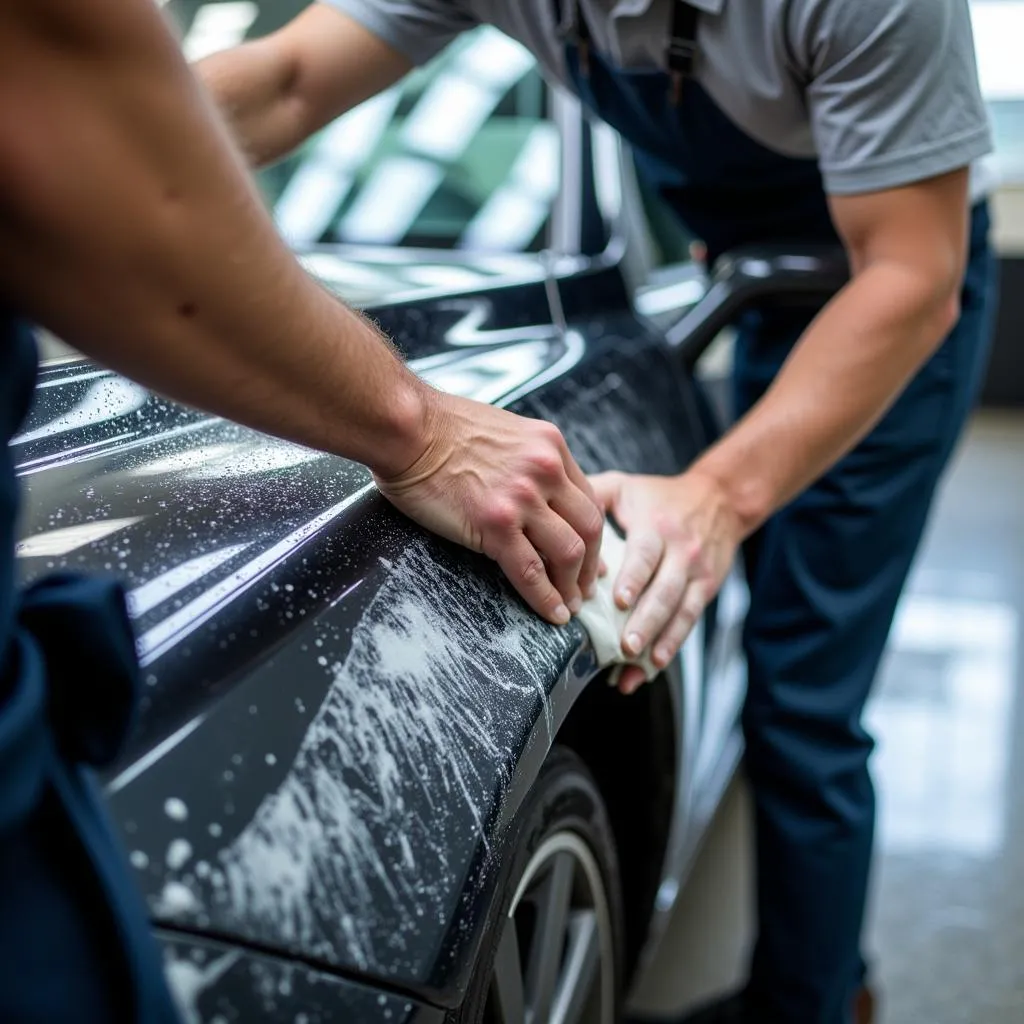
[554,672,678,985]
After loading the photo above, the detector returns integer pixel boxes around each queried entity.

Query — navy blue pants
[735,202,997,1022]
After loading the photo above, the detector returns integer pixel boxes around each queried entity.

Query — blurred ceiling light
[591,121,624,223]
[456,27,537,90]
[401,74,499,162]
[16,517,144,558]
[400,29,536,163]
[459,125,560,251]
[275,90,402,246]
[181,2,258,62]
[971,2,1024,100]
[338,157,444,245]
[276,165,356,248]
[13,378,149,445]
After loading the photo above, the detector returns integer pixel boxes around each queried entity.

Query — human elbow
[924,263,962,344]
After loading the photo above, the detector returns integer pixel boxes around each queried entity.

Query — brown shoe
[853,985,877,1024]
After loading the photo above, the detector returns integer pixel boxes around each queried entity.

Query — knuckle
[537,420,565,445]
[520,557,548,587]
[483,501,518,532]
[531,449,564,481]
[509,476,542,506]
[580,507,604,543]
[557,533,586,567]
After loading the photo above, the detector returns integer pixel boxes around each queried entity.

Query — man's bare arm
[196,3,411,166]
[694,169,968,530]
[0,0,602,623]
[593,169,970,689]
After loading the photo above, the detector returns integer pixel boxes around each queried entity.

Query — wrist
[687,446,775,539]
[365,374,441,482]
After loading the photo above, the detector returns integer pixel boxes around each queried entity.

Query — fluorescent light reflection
[16,518,144,559]
[181,2,257,62]
[338,157,444,245]
[460,125,560,251]
[13,378,149,445]
[127,544,251,618]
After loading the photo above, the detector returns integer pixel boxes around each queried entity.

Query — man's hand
[590,470,743,695]
[376,393,604,627]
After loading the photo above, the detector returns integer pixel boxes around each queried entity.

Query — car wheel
[458,746,624,1024]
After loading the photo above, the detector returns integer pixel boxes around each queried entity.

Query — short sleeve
[319,0,479,66]
[793,0,994,196]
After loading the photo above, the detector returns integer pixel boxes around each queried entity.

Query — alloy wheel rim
[487,830,615,1024]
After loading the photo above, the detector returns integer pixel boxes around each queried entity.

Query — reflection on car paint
[135,487,373,665]
[127,544,252,618]
[15,517,145,558]
[12,377,148,445]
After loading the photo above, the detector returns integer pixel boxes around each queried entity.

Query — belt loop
[666,0,700,105]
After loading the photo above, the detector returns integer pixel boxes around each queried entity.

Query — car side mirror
[665,246,849,370]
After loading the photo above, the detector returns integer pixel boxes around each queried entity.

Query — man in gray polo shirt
[200,3,995,1022]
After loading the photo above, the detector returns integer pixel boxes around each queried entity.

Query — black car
[15,11,844,1023]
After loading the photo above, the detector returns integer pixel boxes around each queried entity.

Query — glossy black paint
[158,931,444,1023]
[14,250,716,1011]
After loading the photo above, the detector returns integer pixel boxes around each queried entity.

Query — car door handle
[666,246,849,369]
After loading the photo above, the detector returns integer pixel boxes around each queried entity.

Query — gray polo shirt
[323,0,993,200]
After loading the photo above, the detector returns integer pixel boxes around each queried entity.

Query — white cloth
[576,522,659,684]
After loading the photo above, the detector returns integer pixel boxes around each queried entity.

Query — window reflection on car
[166,2,562,252]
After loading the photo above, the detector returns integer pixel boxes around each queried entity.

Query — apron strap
[562,0,702,104]
[667,1,701,104]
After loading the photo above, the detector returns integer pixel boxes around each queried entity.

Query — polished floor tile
[865,411,1024,1023]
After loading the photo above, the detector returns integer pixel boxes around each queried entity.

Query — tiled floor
[631,410,1024,1023]
[865,411,1024,1023]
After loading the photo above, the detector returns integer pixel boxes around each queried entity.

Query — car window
[631,162,697,269]
[164,3,561,253]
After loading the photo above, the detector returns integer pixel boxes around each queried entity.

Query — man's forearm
[197,38,310,166]
[0,0,427,478]
[195,4,412,168]
[692,263,960,534]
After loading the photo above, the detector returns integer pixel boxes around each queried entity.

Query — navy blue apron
[0,314,179,1021]
[557,4,997,1023]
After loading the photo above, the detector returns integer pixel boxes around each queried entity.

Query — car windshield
[164,1,560,253]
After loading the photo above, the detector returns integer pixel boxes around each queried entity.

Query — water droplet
[130,850,149,870]
[164,798,188,821]
[265,753,277,766]
[166,838,192,870]
[208,822,222,838]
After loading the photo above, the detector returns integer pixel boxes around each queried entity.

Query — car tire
[456,745,624,1024]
